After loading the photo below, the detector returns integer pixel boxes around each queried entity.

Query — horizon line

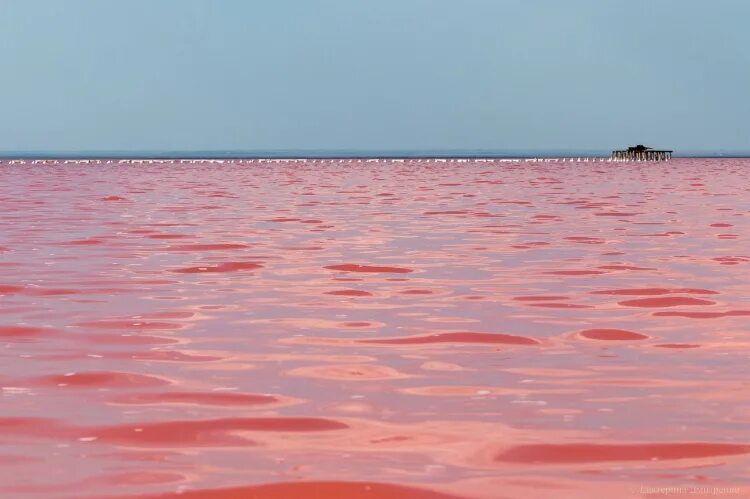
[2,149,750,160]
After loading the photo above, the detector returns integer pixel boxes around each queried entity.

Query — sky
[0,0,748,154]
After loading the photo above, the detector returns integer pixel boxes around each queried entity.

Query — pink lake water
[0,158,749,498]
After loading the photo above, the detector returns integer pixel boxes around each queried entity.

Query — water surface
[0,158,748,498]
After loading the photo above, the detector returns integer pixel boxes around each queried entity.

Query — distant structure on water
[611,145,672,161]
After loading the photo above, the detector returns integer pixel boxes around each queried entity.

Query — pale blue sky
[0,0,748,153]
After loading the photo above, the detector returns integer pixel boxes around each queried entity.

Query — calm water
[0,158,748,498]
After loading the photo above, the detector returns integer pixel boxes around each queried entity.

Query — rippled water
[0,158,748,498]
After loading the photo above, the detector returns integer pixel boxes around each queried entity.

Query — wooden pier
[611,145,672,162]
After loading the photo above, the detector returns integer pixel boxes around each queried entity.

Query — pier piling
[611,145,672,162]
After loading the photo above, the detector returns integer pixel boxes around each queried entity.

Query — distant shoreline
[1,151,749,160]
[2,156,749,161]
